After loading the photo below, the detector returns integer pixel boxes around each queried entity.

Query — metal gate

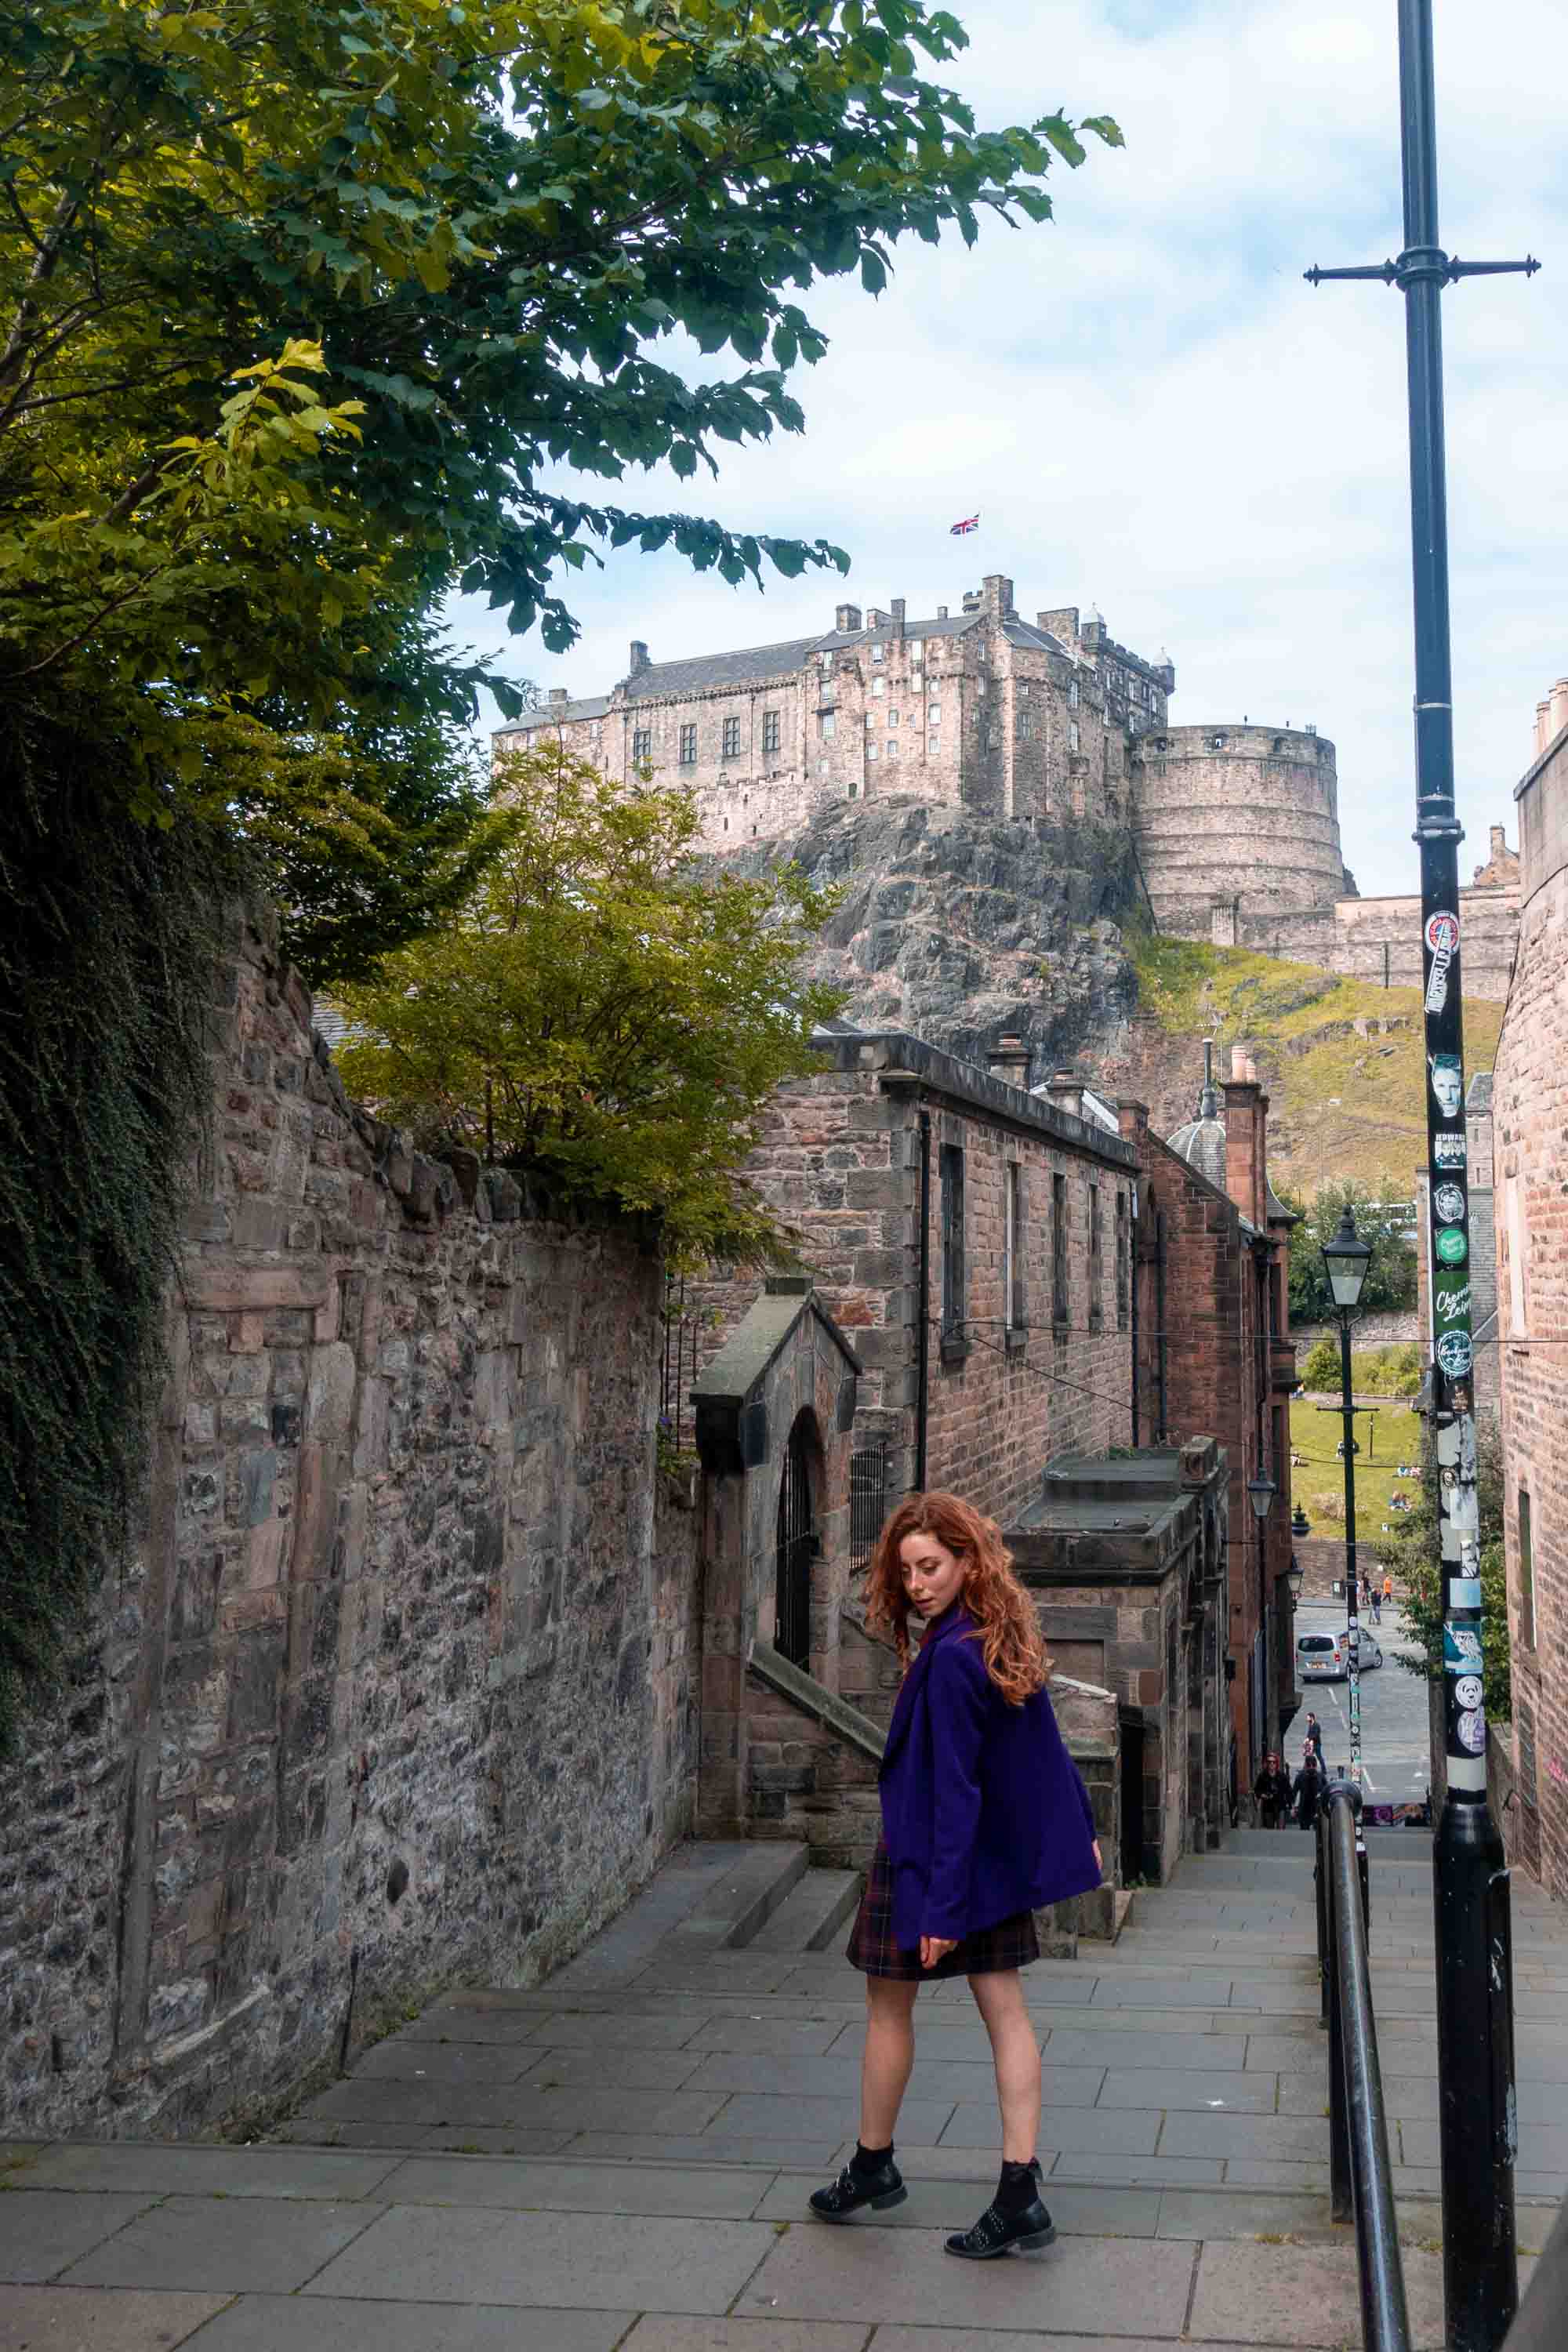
[775,1417,815,1669]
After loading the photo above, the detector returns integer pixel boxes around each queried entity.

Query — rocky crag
[725,796,1143,1077]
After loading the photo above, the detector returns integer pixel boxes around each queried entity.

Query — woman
[808,1492,1102,2260]
[1253,1751,1291,1830]
[1293,1745,1325,1832]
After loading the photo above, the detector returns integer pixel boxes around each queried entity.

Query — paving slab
[303,2204,774,2314]
[684,2019,848,2057]
[353,2037,545,2083]
[1154,2189,1338,2241]
[517,2009,710,2048]
[310,2080,727,2135]
[1097,2069,1279,2114]
[619,2324,867,2352]
[0,2286,230,2352]
[1037,2029,1249,2072]
[566,2132,844,2169]
[0,2192,157,2284]
[1189,2236,1450,2347]
[1047,2151,1227,2187]
[18,2143,401,2201]
[942,2103,1160,2156]
[736,2220,1198,2334]
[376,2154,768,2217]
[510,2046,706,2090]
[683,2053,989,2103]
[273,2122,437,2151]
[1160,2114,1330,2163]
[61,2196,381,2296]
[753,2174,1161,2238]
[699,2094,955,2145]
[413,2126,579,2155]
[870,2335,1272,2352]
[184,2294,630,2350]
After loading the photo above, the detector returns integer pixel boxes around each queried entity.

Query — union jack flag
[949,514,979,535]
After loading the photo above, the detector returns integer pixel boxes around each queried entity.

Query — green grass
[1128,934,1502,1195]
[1290,1397,1425,1538]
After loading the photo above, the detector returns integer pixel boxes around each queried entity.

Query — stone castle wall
[1232,883,1519,1005]
[1132,724,1348,936]
[1,913,695,2140]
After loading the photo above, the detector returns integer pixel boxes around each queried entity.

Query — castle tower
[1131,724,1350,940]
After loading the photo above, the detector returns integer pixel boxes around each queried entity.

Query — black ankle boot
[944,2187,1057,2259]
[808,2154,907,2222]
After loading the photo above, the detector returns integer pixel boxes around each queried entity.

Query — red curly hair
[863,1490,1051,1706]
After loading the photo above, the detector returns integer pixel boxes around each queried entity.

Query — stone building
[1493,678,1568,1900]
[494,574,1174,848]
[1114,1049,1300,1793]
[1133,723,1350,938]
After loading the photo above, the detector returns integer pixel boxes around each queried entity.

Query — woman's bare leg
[858,1977,919,2145]
[968,1969,1040,2164]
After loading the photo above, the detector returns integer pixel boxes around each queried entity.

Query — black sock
[996,2158,1038,2216]
[852,2140,893,2176]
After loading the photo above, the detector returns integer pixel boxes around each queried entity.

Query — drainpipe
[916,1110,931,1491]
[1130,1185,1142,1448]
[1155,1210,1170,1443]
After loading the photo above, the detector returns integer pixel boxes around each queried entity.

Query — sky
[449,0,1568,895]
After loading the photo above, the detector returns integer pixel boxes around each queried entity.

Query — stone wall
[1234,883,1520,1005]
[1132,725,1347,937]
[1,913,692,2140]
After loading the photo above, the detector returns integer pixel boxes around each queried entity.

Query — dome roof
[1166,1043,1228,1191]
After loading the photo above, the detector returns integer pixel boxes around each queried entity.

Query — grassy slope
[1127,933,1503,1194]
[1290,1396,1424,1540]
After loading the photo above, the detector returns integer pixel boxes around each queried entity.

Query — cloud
[451,0,1568,903]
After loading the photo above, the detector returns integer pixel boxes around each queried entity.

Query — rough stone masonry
[0,909,699,2140]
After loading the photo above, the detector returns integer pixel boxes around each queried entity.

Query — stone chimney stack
[980,574,1015,621]
[891,597,906,637]
[988,1034,1032,1091]
[864,607,888,630]
[1116,1098,1149,1149]
[1045,1068,1083,1123]
[936,604,949,620]
[547,687,568,706]
[834,602,862,633]
[1537,699,1552,758]
[1551,677,1568,748]
[628,641,649,674]
[1222,1047,1268,1228]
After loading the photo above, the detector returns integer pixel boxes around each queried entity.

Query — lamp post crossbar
[1303,5,1534,2346]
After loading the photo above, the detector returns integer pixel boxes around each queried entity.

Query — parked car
[1296,1629,1383,1682]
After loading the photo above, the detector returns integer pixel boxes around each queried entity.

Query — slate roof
[498,694,612,730]
[624,634,826,701]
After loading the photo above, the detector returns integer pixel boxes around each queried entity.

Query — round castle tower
[1131,724,1352,938]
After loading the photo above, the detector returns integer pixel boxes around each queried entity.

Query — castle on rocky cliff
[494,569,1520,1000]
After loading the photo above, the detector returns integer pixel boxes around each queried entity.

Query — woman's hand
[920,1935,958,1969]
[1092,1840,1102,1874]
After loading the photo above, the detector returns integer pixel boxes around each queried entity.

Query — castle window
[1116,1192,1130,1331]
[818,757,829,776]
[871,643,884,662]
[872,677,885,698]
[940,1145,967,1340]
[818,711,836,740]
[1004,1163,1025,1333]
[927,732,941,753]
[1051,1174,1069,1327]
[848,779,858,798]
[1018,712,1035,739]
[866,741,878,760]
[909,640,924,665]
[679,724,697,765]
[1209,733,1228,750]
[722,716,741,759]
[1018,680,1030,697]
[927,701,942,721]
[763,710,780,754]
[1519,1487,1535,1650]
[887,737,899,759]
[888,710,899,726]
[590,720,602,743]
[1068,720,1080,753]
[633,727,652,764]
[1089,1184,1103,1330]
[819,652,833,670]
[1069,678,1080,709]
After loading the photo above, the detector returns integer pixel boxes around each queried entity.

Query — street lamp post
[1322,1207,1374,1791]
[1304,7,1528,2337]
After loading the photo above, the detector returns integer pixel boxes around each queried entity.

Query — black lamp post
[1321,1207,1372,1788]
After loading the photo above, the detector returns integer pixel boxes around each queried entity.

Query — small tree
[1282,1178,1420,1325]
[337,744,845,1264]
[1299,1336,1340,1391]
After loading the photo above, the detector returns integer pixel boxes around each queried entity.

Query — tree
[2,0,1121,785]
[1388,1418,1510,1725]
[335,742,845,1263]
[1298,1336,1340,1392]
[1283,1178,1420,1326]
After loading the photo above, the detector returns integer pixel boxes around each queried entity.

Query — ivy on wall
[0,728,226,1750]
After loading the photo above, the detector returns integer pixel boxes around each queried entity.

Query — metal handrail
[1316,1780,1413,2352]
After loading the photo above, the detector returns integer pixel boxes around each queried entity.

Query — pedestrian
[810,1491,1102,2260]
[1370,1582,1381,1625]
[1293,1748,1325,1831]
[1383,1572,1394,1611]
[1304,1711,1324,1767]
[1253,1751,1291,1830]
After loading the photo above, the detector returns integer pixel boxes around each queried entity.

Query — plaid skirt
[846,1838,1040,1981]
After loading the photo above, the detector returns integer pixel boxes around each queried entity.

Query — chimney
[1116,1098,1149,1149]
[891,597,906,637]
[1038,607,1078,644]
[1536,699,1553,757]
[864,607,888,630]
[961,589,982,612]
[1222,1047,1268,1228]
[628,641,649,674]
[936,604,949,620]
[834,602,862,633]
[1045,1068,1083,1123]
[547,687,568,706]
[988,1034,1032,1091]
[1552,677,1568,746]
[980,573,1014,621]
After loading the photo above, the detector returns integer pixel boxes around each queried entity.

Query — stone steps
[746,1867,864,1955]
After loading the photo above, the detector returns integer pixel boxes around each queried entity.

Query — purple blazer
[878,1603,1102,1948]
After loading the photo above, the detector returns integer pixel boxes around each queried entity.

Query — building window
[1018,712,1035,739]
[909,639,924,665]
[818,711,836,740]
[940,1144,966,1341]
[818,757,829,776]
[928,701,942,721]
[887,737,899,759]
[888,710,899,726]
[871,642,884,662]
[762,709,780,754]
[848,777,858,798]
[1052,1172,1069,1327]
[1519,1488,1535,1650]
[633,727,652,764]
[1068,720,1080,753]
[927,733,941,753]
[819,652,833,671]
[866,741,878,760]
[678,723,697,765]
[722,715,741,759]
[872,677,886,698]
[1004,1163,1025,1334]
[1089,1184,1103,1327]
[1116,1192,1130,1331]
[1018,680,1030,698]
[1069,677,1080,709]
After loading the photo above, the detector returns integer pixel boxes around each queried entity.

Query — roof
[691,1278,862,1404]
[1166,1075,1228,1192]
[1001,619,1070,655]
[809,1028,1137,1169]
[815,612,981,652]
[624,634,826,701]
[498,694,611,730]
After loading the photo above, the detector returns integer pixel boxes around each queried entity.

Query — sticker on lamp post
[1454,1674,1485,1711]
[1435,1225,1468,1267]
[1425,909,1460,1011]
[1436,1328,1474,1379]
[1457,1708,1487,1755]
[1433,1132,1467,1168]
[1429,1054,1464,1119]
[1433,1182,1467,1224]
[1444,1625,1483,1671]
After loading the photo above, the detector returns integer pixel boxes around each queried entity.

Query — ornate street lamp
[1321,1204,1374,1314]
[1291,1502,1311,1541]
[1246,1470,1277,1524]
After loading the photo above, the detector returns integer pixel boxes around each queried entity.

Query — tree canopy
[336,741,845,1261]
[3,0,1120,784]
[1283,1178,1420,1327]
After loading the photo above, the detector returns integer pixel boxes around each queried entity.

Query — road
[1290,1598,1433,1807]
